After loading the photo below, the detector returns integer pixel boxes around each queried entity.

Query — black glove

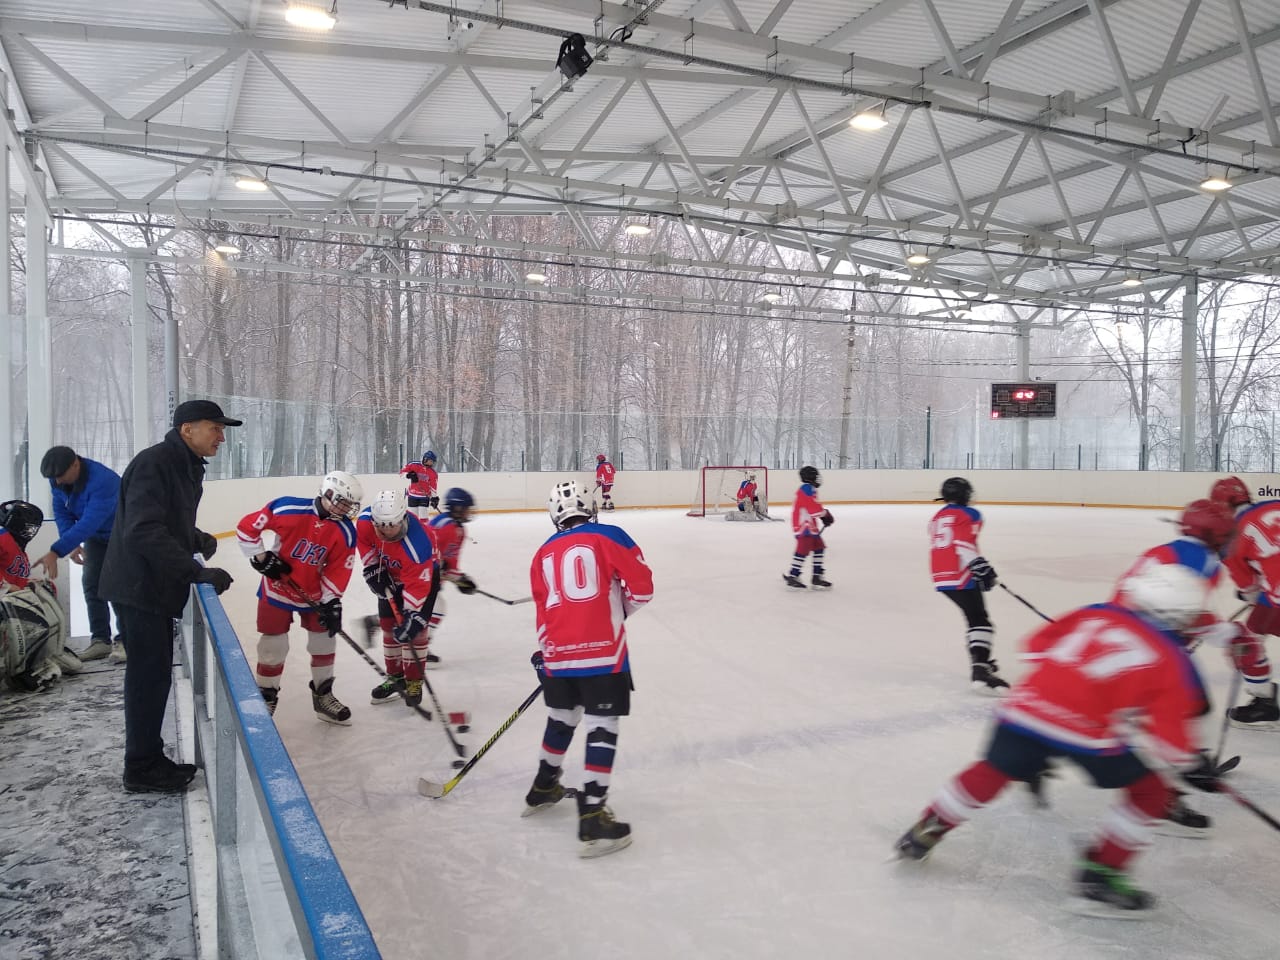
[1183,753,1224,793]
[968,557,998,592]
[452,573,477,595]
[194,567,233,594]
[317,599,343,637]
[531,650,545,677]
[250,550,292,581]
[821,510,834,529]
[198,531,218,560]
[429,496,440,510]
[393,610,428,645]
[406,470,419,483]
[363,564,396,596]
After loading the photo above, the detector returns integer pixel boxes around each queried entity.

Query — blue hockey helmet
[422,450,437,464]
[444,488,474,511]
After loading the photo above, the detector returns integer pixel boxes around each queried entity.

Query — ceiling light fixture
[624,220,653,237]
[284,1,338,31]
[1200,173,1232,192]
[849,104,889,131]
[762,291,784,304]
[213,243,241,256]
[235,175,269,192]
[525,271,548,284]
[905,251,931,266]
[1122,273,1143,287]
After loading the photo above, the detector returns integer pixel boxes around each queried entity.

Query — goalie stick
[419,684,542,798]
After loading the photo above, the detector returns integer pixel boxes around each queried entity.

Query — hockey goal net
[687,466,769,518]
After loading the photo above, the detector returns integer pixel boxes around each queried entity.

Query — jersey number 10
[540,545,602,607]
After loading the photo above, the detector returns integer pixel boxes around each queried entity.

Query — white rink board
[209,501,1280,960]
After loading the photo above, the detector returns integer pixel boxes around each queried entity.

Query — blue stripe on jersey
[427,514,452,530]
[333,516,357,549]
[1166,537,1220,578]
[940,503,983,523]
[543,521,638,551]
[401,515,435,564]
[268,495,319,515]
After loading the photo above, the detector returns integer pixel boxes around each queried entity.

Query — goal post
[687,466,769,518]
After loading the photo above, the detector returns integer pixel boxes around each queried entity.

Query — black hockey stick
[1212,602,1254,772]
[475,588,534,606]
[999,582,1053,623]
[386,582,468,768]
[418,684,543,798]
[1219,781,1280,834]
[279,576,439,725]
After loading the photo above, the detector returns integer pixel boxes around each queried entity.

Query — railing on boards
[182,582,381,960]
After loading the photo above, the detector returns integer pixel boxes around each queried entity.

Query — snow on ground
[213,502,1280,960]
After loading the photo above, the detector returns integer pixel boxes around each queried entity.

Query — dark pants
[117,603,178,770]
[941,587,992,630]
[81,537,117,641]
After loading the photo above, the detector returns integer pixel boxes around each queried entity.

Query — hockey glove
[193,566,234,595]
[405,470,419,483]
[429,496,440,511]
[363,563,396,596]
[198,531,219,560]
[317,599,343,637]
[821,510,834,529]
[393,610,428,645]
[451,572,478,595]
[251,550,292,581]
[530,650,545,677]
[968,557,998,592]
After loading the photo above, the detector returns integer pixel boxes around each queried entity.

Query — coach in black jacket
[101,399,240,794]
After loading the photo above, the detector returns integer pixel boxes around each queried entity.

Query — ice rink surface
[215,502,1280,960]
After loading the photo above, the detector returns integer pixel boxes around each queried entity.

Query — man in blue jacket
[38,445,124,661]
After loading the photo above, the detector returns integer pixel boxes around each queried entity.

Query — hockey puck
[451,759,466,769]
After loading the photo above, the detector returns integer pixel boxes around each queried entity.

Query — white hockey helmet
[370,488,408,528]
[547,479,591,529]
[319,470,363,519]
[1121,563,1205,631]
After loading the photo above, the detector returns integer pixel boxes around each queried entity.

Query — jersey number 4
[540,545,601,607]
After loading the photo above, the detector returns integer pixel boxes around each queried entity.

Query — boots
[310,678,352,725]
[1158,791,1211,838]
[1071,858,1154,917]
[403,678,424,708]
[577,794,632,858]
[259,686,279,717]
[783,573,807,589]
[523,763,568,818]
[970,660,1010,696]
[371,675,406,705]
[1229,681,1280,727]
[893,813,950,861]
[811,574,832,588]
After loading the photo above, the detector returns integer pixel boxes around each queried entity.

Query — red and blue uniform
[357,510,439,679]
[930,503,983,591]
[400,461,438,501]
[0,529,31,597]
[736,479,757,508]
[531,522,653,676]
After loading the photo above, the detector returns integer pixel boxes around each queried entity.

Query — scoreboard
[991,382,1057,419]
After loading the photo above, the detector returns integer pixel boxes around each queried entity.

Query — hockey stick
[418,684,543,798]
[474,588,534,606]
[1211,602,1255,772]
[386,583,468,767]
[1218,781,1280,834]
[278,576,440,725]
[999,582,1054,623]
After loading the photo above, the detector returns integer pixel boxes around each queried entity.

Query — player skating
[783,466,833,588]
[236,471,362,724]
[1211,476,1280,727]
[595,454,616,511]
[894,564,1220,918]
[523,479,654,858]
[357,489,439,708]
[423,488,479,664]
[929,477,1006,693]
[401,449,439,519]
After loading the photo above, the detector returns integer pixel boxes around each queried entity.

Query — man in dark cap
[100,399,241,793]
[38,445,124,661]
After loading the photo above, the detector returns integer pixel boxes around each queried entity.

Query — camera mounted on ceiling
[557,33,594,79]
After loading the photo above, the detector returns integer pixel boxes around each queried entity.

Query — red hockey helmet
[1179,498,1235,551]
[597,453,607,463]
[1210,476,1251,509]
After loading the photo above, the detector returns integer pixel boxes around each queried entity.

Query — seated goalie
[727,473,766,521]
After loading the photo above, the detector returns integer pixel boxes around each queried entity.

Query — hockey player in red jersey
[895,564,1220,917]
[423,487,479,665]
[1212,476,1280,727]
[237,471,363,724]
[524,479,654,858]
[929,477,1006,693]
[357,488,439,708]
[784,465,832,588]
[594,454,616,511]
[736,474,761,515]
[400,449,439,520]
[0,500,41,596]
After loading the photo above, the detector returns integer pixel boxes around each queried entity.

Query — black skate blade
[1064,896,1155,921]
[1216,755,1241,775]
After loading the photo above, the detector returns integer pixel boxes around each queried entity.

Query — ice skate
[892,813,949,861]
[1229,682,1280,729]
[424,652,442,669]
[310,678,352,725]
[371,675,406,705]
[578,795,632,858]
[783,573,807,589]
[811,574,832,588]
[523,765,568,817]
[970,660,1010,696]
[1156,791,1211,838]
[259,686,278,717]
[1069,860,1155,918]
[403,678,424,708]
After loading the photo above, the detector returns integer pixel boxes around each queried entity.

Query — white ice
[213,503,1280,960]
